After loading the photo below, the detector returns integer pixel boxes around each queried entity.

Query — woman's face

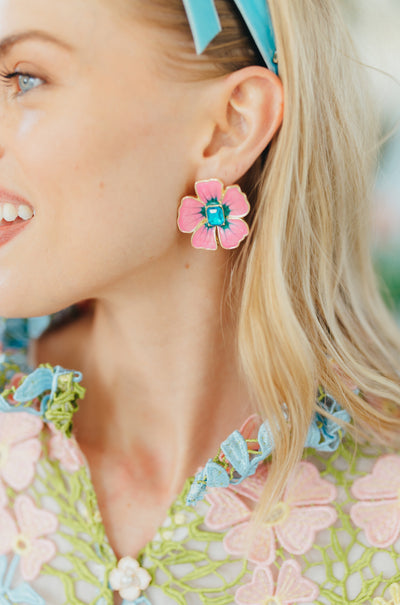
[0,0,205,316]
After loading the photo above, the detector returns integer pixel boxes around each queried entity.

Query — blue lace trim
[0,554,44,605]
[0,364,85,438]
[0,318,351,512]
[186,390,351,505]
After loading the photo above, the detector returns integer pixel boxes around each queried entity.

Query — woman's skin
[0,0,283,557]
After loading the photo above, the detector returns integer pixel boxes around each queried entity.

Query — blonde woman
[0,0,399,603]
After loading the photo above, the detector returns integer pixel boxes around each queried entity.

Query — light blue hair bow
[182,0,278,74]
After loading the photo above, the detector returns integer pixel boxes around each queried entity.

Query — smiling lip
[0,219,33,247]
[0,187,34,208]
[0,188,35,248]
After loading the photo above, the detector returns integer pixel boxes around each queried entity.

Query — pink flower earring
[177,178,250,251]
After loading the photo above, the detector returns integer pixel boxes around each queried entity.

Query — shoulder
[193,435,400,604]
[0,359,88,503]
[308,436,400,556]
[278,439,400,602]
[0,363,116,605]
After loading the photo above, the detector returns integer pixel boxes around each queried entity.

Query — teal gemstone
[206,204,225,227]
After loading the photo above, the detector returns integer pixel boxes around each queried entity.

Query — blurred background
[340,0,400,318]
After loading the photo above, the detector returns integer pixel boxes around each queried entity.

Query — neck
[69,247,253,497]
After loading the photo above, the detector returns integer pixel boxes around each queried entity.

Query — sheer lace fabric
[0,318,399,604]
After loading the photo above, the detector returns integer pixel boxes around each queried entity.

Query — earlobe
[198,66,284,184]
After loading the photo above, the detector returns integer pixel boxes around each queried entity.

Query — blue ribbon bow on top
[181,0,278,74]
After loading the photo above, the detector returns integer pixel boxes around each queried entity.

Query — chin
[0,288,71,321]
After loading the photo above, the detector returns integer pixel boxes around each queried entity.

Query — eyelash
[0,69,44,96]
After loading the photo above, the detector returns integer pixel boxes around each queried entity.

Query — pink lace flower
[0,494,58,580]
[363,394,400,419]
[0,480,7,508]
[330,360,359,392]
[235,560,319,605]
[350,455,400,548]
[48,424,85,473]
[0,412,43,491]
[205,461,337,565]
[177,179,250,250]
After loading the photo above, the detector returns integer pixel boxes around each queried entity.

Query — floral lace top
[0,317,399,605]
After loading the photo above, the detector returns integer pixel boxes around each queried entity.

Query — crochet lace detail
[0,336,399,603]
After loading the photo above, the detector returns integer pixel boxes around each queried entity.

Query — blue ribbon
[182,0,221,57]
[181,0,278,74]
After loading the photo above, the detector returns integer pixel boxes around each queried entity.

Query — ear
[195,66,283,184]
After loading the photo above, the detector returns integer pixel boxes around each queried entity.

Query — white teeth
[0,202,34,222]
[3,203,18,222]
[18,204,33,220]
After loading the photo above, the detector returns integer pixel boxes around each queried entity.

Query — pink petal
[352,455,400,500]
[20,538,56,581]
[222,186,250,218]
[330,362,359,392]
[0,508,18,554]
[177,197,205,233]
[191,224,217,250]
[230,463,269,502]
[276,560,319,604]
[235,567,274,605]
[195,179,223,205]
[5,372,26,389]
[224,521,275,565]
[15,495,58,540]
[238,415,261,440]
[2,439,42,490]
[276,505,337,554]
[49,433,85,473]
[0,413,43,446]
[0,480,7,507]
[205,489,251,530]
[284,462,337,506]
[217,219,249,250]
[350,500,400,548]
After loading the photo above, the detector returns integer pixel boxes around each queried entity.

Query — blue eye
[0,70,45,96]
[17,73,43,94]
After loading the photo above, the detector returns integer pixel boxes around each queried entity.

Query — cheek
[16,98,174,236]
[1,96,184,315]
[0,10,199,319]
[19,94,175,200]
[15,107,44,138]
[15,103,103,183]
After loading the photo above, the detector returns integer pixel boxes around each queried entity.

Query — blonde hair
[131,0,400,515]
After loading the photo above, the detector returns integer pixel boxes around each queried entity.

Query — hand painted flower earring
[177,178,250,251]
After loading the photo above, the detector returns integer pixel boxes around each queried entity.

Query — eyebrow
[0,30,75,59]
